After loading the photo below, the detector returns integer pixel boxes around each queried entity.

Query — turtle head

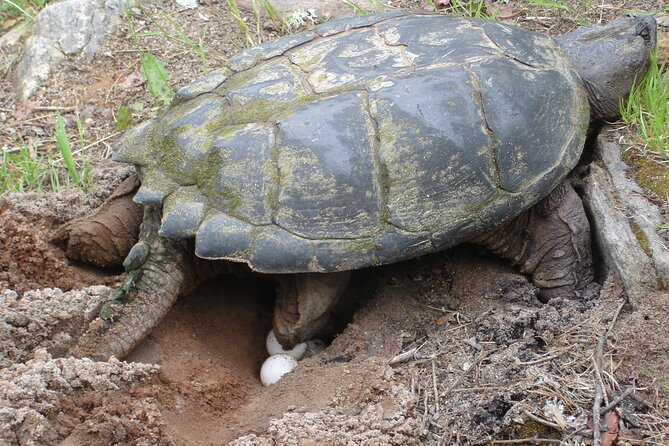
[557,15,656,121]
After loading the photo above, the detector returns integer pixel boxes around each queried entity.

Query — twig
[516,350,565,366]
[602,387,635,414]
[592,357,604,446]
[452,385,504,393]
[80,132,122,152]
[444,349,494,393]
[35,106,76,112]
[389,347,418,365]
[432,359,439,415]
[592,298,627,446]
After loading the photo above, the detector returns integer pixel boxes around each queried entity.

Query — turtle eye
[635,24,651,43]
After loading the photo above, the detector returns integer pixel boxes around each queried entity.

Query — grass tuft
[621,51,669,157]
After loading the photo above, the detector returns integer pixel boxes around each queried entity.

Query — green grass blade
[343,0,368,14]
[55,113,81,187]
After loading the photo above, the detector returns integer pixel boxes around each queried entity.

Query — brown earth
[1,0,668,445]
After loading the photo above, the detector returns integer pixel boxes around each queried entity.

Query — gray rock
[582,132,669,307]
[15,0,128,101]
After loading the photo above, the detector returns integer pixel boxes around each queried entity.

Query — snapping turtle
[69,12,656,359]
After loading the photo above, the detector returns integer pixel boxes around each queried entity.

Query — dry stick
[601,387,635,414]
[592,356,605,446]
[432,359,440,415]
[516,350,566,366]
[592,298,627,446]
[35,106,76,112]
[444,349,495,394]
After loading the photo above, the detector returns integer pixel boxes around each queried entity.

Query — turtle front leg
[52,171,143,267]
[472,182,594,300]
[273,271,353,348]
[72,206,221,360]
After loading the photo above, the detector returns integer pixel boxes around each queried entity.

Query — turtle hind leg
[72,206,221,360]
[273,271,353,348]
[472,182,595,301]
[52,171,143,268]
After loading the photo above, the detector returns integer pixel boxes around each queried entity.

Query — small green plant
[226,0,288,47]
[123,4,175,107]
[426,0,499,19]
[284,9,321,32]
[54,113,93,193]
[449,0,489,18]
[140,52,175,107]
[116,107,133,131]
[621,52,669,157]
[256,0,281,28]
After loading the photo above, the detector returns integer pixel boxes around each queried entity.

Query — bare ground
[1,0,668,445]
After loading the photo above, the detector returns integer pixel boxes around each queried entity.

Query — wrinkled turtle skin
[114,12,590,273]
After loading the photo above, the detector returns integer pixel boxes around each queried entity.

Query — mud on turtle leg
[472,182,595,300]
[52,172,143,267]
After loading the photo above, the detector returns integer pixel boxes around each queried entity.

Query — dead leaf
[483,0,519,18]
[601,411,619,446]
[118,71,145,90]
[11,100,41,122]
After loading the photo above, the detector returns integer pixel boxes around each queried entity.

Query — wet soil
[1,0,668,445]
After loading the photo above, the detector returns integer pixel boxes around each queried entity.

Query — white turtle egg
[260,354,298,386]
[266,329,307,360]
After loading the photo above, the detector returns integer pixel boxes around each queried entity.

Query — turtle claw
[100,269,143,321]
[123,241,150,272]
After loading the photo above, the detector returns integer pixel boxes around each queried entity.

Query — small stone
[175,0,198,9]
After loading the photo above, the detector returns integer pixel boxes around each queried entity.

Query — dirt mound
[0,286,109,368]
[0,166,131,295]
[0,349,166,445]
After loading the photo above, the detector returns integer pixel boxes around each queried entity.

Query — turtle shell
[113,12,589,273]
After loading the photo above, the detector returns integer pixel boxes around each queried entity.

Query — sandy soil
[1,0,668,445]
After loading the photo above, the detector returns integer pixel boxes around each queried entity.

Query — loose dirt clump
[0,348,167,446]
[0,286,109,368]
